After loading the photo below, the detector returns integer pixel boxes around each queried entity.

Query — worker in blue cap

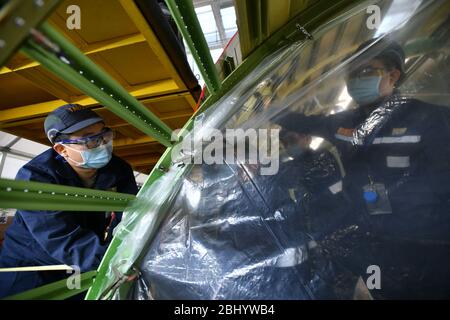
[275,37,450,298]
[0,104,138,298]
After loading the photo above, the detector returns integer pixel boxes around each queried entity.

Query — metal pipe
[0,178,136,212]
[0,0,62,68]
[165,0,221,93]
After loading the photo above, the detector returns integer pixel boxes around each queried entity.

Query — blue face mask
[63,141,113,169]
[347,76,382,105]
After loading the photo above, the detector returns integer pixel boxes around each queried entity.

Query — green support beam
[21,23,174,147]
[0,0,62,68]
[0,178,135,212]
[3,271,97,300]
[165,0,221,94]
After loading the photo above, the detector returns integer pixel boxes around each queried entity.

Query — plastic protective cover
[97,0,450,299]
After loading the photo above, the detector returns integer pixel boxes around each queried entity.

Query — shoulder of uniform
[16,148,59,182]
[109,154,134,172]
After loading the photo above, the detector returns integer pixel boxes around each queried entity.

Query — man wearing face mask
[276,38,450,298]
[0,104,138,298]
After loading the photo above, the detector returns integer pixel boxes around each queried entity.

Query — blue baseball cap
[44,104,104,144]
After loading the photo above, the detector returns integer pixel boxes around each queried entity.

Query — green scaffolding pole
[0,0,62,68]
[21,23,174,148]
[3,271,97,300]
[165,0,221,94]
[0,178,136,212]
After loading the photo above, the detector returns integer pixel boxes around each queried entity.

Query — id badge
[362,183,392,215]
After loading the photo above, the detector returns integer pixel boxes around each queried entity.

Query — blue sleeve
[274,111,336,140]
[422,107,450,197]
[106,160,139,234]
[15,167,108,271]
[116,161,139,196]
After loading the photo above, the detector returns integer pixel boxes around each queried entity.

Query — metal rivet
[60,56,70,64]
[15,17,26,27]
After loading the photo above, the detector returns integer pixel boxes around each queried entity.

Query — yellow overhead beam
[118,0,186,90]
[113,136,157,148]
[0,79,181,123]
[0,33,146,75]
[126,154,161,167]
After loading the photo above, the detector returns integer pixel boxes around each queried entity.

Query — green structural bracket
[0,178,136,212]
[3,270,97,300]
[165,0,221,94]
[21,23,173,148]
[0,0,63,68]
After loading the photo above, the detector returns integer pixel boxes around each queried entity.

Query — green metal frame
[0,0,63,67]
[3,271,97,300]
[0,178,135,212]
[22,23,174,148]
[165,0,221,94]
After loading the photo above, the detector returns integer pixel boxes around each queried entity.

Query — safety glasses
[58,127,114,149]
[347,66,385,80]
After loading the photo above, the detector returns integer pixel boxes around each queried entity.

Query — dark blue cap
[44,104,103,144]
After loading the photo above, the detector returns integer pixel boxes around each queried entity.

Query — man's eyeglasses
[58,127,114,149]
[347,66,385,79]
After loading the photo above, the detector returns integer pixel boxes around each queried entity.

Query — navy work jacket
[0,149,138,298]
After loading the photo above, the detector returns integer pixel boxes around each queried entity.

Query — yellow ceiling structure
[0,0,200,174]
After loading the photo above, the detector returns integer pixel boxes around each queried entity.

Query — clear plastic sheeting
[98,0,450,299]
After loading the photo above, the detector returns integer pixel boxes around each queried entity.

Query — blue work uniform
[0,148,138,298]
[276,95,450,298]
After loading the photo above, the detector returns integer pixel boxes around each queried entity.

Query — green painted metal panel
[165,0,221,93]
[3,271,97,300]
[0,0,63,68]
[0,178,135,212]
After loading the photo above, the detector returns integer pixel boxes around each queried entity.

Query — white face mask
[62,141,113,169]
